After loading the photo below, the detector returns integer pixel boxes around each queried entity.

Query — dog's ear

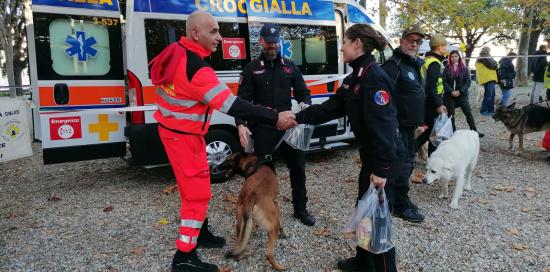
[508,102,516,109]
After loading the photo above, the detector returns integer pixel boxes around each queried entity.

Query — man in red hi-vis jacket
[149,11,297,272]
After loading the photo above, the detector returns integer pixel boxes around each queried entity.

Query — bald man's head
[186,11,222,53]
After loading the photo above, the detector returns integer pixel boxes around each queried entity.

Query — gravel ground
[1,86,549,272]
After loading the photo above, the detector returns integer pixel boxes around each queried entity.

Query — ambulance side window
[33,13,123,80]
[248,23,338,75]
[144,20,250,75]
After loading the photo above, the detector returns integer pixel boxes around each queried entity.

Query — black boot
[197,218,226,248]
[293,205,316,226]
[336,256,360,272]
[393,206,425,223]
[172,248,219,272]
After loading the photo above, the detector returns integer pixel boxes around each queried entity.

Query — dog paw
[449,202,459,209]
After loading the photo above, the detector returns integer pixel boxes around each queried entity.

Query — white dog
[424,130,480,209]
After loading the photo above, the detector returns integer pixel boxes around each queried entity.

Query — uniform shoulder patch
[373,90,390,106]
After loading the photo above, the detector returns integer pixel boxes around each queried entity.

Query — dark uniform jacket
[383,48,425,128]
[442,65,471,96]
[235,52,310,127]
[296,53,398,178]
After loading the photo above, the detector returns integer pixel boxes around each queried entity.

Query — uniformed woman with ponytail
[296,23,401,272]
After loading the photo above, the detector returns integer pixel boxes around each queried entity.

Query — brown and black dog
[219,153,286,271]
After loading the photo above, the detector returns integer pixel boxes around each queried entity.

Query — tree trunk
[379,0,386,29]
[516,8,533,87]
[527,12,543,73]
[5,33,16,97]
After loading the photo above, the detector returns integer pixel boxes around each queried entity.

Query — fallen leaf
[410,170,424,183]
[489,191,499,196]
[520,207,530,212]
[341,179,355,184]
[478,199,490,204]
[524,187,536,193]
[163,184,178,195]
[543,268,550,272]
[219,266,232,272]
[354,156,361,165]
[48,195,62,202]
[313,227,332,237]
[131,246,145,255]
[153,223,163,230]
[281,196,292,203]
[508,227,519,235]
[494,185,514,192]
[103,206,113,212]
[223,193,239,204]
[158,218,169,225]
[513,243,528,251]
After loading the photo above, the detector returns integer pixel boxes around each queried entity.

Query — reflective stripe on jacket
[421,57,444,95]
[151,38,237,135]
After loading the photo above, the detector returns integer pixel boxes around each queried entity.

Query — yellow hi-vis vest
[421,57,444,95]
[545,64,550,89]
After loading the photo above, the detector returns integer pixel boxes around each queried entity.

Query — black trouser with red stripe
[357,148,398,272]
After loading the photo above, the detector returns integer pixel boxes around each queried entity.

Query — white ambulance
[26,0,394,181]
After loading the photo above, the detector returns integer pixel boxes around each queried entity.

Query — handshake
[276,111,298,130]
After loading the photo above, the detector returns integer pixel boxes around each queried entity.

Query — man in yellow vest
[416,34,448,156]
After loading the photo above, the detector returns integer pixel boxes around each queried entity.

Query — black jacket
[442,65,471,96]
[382,48,425,127]
[530,50,548,82]
[236,52,310,126]
[423,51,446,117]
[296,53,398,178]
[498,57,516,90]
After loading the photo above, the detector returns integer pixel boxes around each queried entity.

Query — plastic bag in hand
[429,113,453,146]
[344,183,394,254]
[283,124,314,150]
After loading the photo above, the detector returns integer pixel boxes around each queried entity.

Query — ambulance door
[28,1,126,164]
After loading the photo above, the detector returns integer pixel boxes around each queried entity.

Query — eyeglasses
[404,37,423,46]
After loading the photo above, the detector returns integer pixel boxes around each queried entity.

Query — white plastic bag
[429,113,453,146]
[344,183,394,254]
[283,124,314,151]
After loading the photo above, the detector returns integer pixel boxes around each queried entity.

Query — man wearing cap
[529,44,548,104]
[382,25,426,223]
[235,23,316,226]
[416,33,448,156]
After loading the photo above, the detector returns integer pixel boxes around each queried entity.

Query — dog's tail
[225,192,256,259]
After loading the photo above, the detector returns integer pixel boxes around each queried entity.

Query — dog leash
[519,99,550,109]
[244,135,286,178]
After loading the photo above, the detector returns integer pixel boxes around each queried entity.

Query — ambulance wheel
[205,129,241,183]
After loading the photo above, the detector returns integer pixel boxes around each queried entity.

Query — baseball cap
[429,34,449,47]
[260,23,281,43]
[402,24,425,38]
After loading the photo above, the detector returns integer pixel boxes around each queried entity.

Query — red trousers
[159,127,211,252]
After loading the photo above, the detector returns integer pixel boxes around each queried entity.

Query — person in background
[382,24,426,223]
[296,23,400,272]
[442,50,484,137]
[475,46,499,115]
[529,44,548,104]
[498,52,517,106]
[149,11,297,272]
[416,34,448,156]
[236,23,315,226]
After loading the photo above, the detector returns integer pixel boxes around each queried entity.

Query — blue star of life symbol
[65,31,98,62]
[279,37,293,59]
